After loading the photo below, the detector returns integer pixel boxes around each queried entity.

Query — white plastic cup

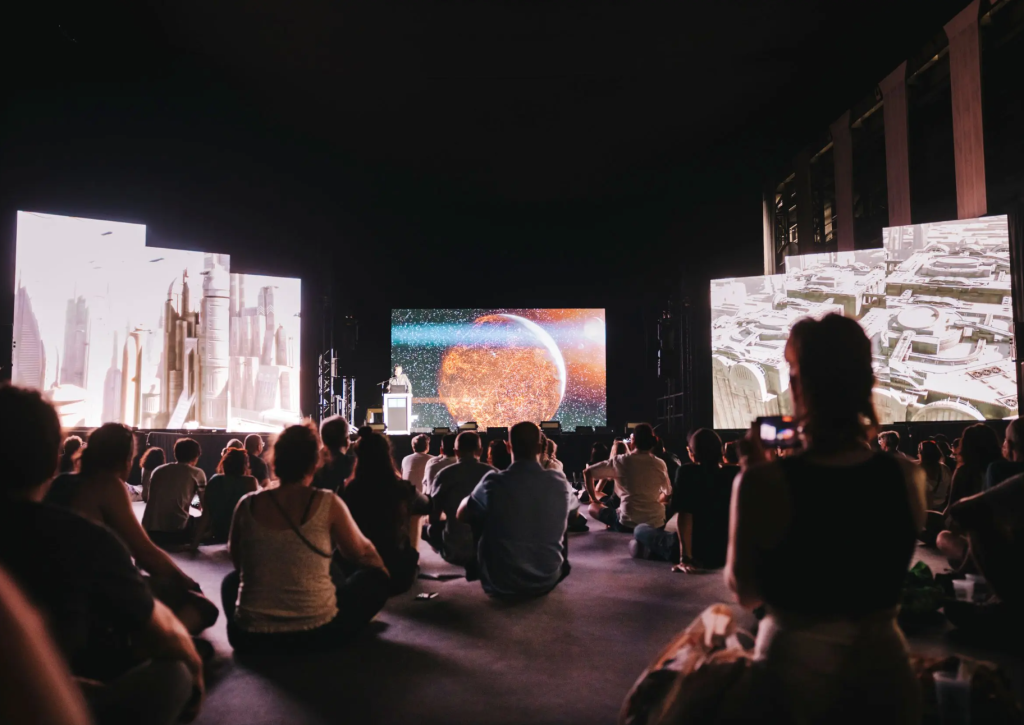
[933,671,971,725]
[952,579,974,602]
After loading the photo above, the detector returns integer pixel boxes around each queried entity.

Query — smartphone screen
[755,416,799,449]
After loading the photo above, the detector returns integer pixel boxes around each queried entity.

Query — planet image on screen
[438,314,566,429]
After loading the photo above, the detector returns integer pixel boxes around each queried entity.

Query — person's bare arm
[329,495,388,574]
[101,477,197,588]
[226,495,249,571]
[895,457,927,532]
[725,465,788,610]
[137,599,204,719]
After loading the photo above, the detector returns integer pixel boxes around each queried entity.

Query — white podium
[383,394,412,435]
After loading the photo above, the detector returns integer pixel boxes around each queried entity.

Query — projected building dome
[437,314,566,429]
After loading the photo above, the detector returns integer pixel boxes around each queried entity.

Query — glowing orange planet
[438,314,565,429]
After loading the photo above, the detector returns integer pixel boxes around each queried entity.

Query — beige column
[879,63,912,227]
[944,0,987,219]
[829,111,855,251]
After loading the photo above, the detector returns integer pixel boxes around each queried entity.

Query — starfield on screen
[12,211,302,432]
[711,215,1017,428]
[391,309,607,431]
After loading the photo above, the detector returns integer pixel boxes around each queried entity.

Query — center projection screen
[12,211,302,432]
[712,215,1017,428]
[391,309,607,431]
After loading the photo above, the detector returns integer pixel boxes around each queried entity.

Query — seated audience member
[427,431,495,567]
[942,473,1024,644]
[724,314,926,723]
[878,430,911,459]
[0,564,92,725]
[60,434,83,473]
[723,440,740,465]
[986,418,1024,491]
[919,440,952,511]
[634,428,737,568]
[313,415,355,493]
[223,423,390,653]
[653,438,682,489]
[583,423,670,533]
[542,437,564,471]
[141,437,207,548]
[457,422,573,597]
[0,385,204,725]
[343,432,430,595]
[933,435,957,473]
[593,439,629,503]
[487,439,512,470]
[47,424,218,635]
[245,434,270,487]
[423,433,458,495]
[196,449,259,544]
[402,434,433,493]
[139,446,165,503]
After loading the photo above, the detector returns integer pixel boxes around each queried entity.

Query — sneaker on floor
[628,539,650,560]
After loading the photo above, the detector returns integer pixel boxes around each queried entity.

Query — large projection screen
[712,215,1017,428]
[12,211,302,431]
[391,309,607,431]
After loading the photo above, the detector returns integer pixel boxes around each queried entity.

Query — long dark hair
[918,440,943,483]
[140,446,165,472]
[956,424,1002,472]
[269,422,321,485]
[786,314,878,451]
[218,448,251,477]
[488,439,512,470]
[352,432,399,483]
[60,435,84,473]
[688,428,723,467]
[79,424,135,478]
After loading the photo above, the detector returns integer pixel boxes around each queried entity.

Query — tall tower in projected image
[260,286,275,365]
[12,281,46,390]
[60,296,90,389]
[199,254,230,427]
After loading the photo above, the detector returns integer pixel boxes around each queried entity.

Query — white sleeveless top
[233,489,338,633]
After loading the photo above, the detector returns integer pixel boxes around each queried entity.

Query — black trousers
[221,566,389,655]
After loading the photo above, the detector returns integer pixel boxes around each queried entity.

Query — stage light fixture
[368,422,387,433]
[458,422,478,431]
[625,422,644,435]
[432,426,452,436]
[576,425,594,434]
[487,426,509,437]
[366,408,384,424]
[540,421,562,435]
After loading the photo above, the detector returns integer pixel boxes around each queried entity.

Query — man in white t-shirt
[401,434,434,494]
[142,437,207,546]
[423,433,458,496]
[583,423,670,532]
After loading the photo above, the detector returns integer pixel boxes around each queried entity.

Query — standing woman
[726,314,926,723]
[223,423,389,653]
[343,433,430,595]
[45,424,219,635]
[139,446,166,503]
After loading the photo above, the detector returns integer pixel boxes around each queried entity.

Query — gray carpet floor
[170,523,1023,725]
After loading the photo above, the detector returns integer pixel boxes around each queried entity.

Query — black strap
[263,490,333,559]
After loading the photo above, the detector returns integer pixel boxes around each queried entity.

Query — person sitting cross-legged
[0,385,204,725]
[313,415,355,494]
[583,423,670,533]
[193,448,259,545]
[427,431,495,567]
[456,422,573,597]
[223,422,390,654]
[423,432,458,496]
[142,437,208,549]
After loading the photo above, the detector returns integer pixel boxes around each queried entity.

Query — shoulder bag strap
[266,489,333,559]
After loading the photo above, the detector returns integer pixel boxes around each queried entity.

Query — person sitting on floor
[487,438,512,470]
[0,385,204,725]
[142,437,208,549]
[986,417,1024,491]
[46,424,218,635]
[942,472,1024,647]
[223,422,390,654]
[401,433,433,493]
[653,437,683,489]
[633,428,737,569]
[583,423,670,533]
[343,432,430,595]
[936,424,1004,569]
[878,430,911,459]
[919,440,952,511]
[313,415,355,494]
[724,314,926,724]
[541,437,564,471]
[220,438,244,457]
[427,431,496,567]
[139,446,165,503]
[423,432,458,495]
[60,434,83,474]
[244,434,270,488]
[457,421,573,597]
[193,449,259,545]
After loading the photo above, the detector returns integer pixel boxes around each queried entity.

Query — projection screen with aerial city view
[712,215,1017,428]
